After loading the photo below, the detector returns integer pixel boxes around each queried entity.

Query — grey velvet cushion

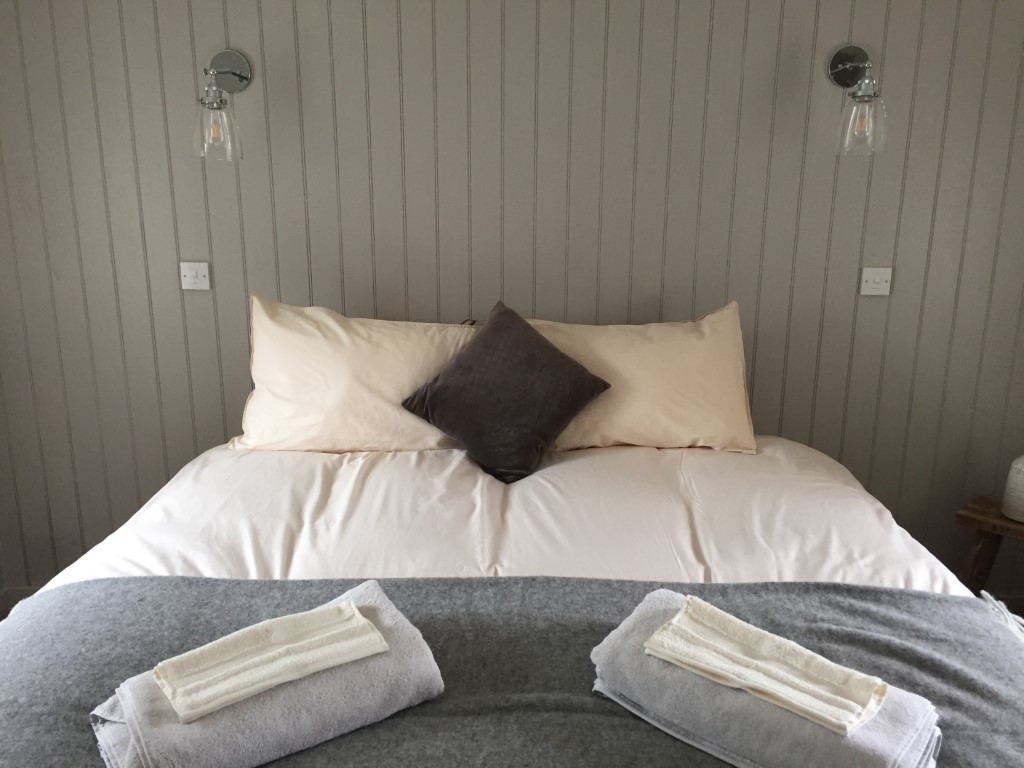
[402,302,609,483]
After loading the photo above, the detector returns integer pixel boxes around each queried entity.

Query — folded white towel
[644,595,887,735]
[153,600,389,723]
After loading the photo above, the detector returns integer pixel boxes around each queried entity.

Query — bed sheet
[43,437,969,596]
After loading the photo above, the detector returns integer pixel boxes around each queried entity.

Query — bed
[44,436,967,594]
[4,298,1022,767]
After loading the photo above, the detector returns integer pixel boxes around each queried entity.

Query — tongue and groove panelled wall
[1,0,1023,604]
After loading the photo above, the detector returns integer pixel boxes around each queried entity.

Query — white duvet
[44,436,969,596]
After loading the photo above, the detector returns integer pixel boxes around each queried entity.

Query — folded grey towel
[90,580,444,768]
[592,589,941,768]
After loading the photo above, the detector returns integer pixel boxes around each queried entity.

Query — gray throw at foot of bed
[0,577,1021,767]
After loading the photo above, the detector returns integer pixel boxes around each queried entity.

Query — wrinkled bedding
[43,437,968,595]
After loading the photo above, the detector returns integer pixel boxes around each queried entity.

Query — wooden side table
[954,497,1024,592]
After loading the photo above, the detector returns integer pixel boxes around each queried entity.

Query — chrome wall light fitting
[194,49,252,162]
[827,45,886,156]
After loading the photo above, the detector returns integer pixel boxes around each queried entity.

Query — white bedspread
[44,437,969,595]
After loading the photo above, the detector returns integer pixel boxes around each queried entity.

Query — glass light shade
[193,103,242,161]
[839,96,886,156]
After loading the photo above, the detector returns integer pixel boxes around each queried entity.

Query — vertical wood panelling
[224,0,278,305]
[966,41,1024,518]
[897,3,992,546]
[261,0,310,308]
[196,1,251,436]
[468,0,502,320]
[154,0,228,454]
[964,35,1024,501]
[500,0,538,315]
[778,0,852,445]
[926,0,1024,562]
[626,0,676,325]
[693,0,748,319]
[532,0,571,321]
[749,0,820,432]
[296,1,344,315]
[660,0,712,323]
[840,0,923,483]
[0,125,56,584]
[0,123,36,586]
[399,0,441,322]
[0,376,26,587]
[726,0,783,364]
[869,0,958,511]
[85,0,170,505]
[807,0,887,458]
[564,0,606,324]
[595,0,642,324]
[330,0,375,319]
[3,0,1024,595]
[20,1,105,549]
[365,0,408,319]
[432,0,471,322]
[121,0,197,477]
[51,0,139,531]
[0,0,82,572]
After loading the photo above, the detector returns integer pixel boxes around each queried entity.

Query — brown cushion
[402,302,610,483]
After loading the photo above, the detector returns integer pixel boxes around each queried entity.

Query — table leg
[959,531,1003,593]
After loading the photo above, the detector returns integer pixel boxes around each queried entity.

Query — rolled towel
[592,589,941,768]
[90,580,444,768]
[154,600,389,723]
[644,595,886,735]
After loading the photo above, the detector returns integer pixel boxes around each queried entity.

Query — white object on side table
[1003,456,1024,523]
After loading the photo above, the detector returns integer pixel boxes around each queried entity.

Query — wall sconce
[193,50,251,162]
[827,45,886,156]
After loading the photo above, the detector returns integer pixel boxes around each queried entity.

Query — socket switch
[860,267,892,296]
[180,261,210,291]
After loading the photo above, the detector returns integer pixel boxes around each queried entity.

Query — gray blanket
[0,577,1021,767]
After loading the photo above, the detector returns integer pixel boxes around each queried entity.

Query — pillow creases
[229,296,755,458]
[229,295,476,453]
[534,301,756,454]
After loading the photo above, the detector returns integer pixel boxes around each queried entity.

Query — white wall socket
[860,267,892,296]
[180,261,210,291]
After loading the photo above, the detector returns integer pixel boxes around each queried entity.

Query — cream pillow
[534,302,755,453]
[230,295,476,452]
[232,296,753,456]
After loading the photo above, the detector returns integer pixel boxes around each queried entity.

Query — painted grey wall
[1,0,1023,596]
